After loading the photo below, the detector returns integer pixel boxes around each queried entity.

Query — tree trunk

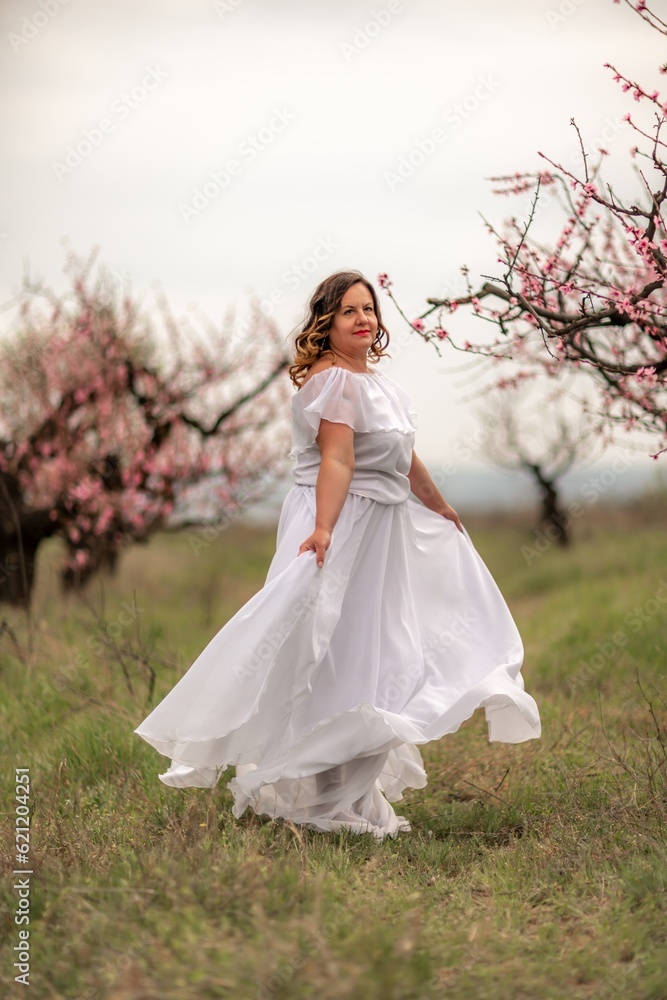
[0,472,57,608]
[527,464,570,548]
[541,481,570,548]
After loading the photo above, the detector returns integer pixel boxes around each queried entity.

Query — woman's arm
[408,450,463,532]
[297,419,355,567]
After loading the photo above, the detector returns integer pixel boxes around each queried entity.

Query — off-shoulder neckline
[297,367,385,391]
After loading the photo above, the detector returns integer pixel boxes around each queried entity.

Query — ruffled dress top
[290,368,417,504]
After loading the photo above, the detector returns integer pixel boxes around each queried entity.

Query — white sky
[1,0,663,468]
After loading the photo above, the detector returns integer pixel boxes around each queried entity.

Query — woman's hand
[435,502,463,533]
[298,527,332,568]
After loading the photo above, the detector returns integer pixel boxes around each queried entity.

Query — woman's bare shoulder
[300,358,336,389]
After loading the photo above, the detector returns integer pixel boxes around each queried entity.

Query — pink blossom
[94,507,115,535]
[434,328,448,340]
[412,318,425,332]
[635,366,658,388]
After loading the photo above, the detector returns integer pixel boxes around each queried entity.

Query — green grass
[1,503,666,999]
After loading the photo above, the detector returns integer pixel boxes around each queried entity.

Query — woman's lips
[353,330,370,335]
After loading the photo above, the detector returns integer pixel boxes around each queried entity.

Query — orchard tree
[0,246,291,609]
[380,0,667,460]
[478,386,598,547]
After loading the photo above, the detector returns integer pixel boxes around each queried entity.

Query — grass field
[1,496,666,1000]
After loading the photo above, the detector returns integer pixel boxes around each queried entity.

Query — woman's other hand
[298,527,332,568]
[435,502,463,533]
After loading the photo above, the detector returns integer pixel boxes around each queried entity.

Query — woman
[134,270,541,840]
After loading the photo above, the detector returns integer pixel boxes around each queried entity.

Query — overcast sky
[1,0,663,471]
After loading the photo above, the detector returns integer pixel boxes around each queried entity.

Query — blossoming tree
[0,247,291,608]
[380,0,666,460]
[478,386,599,547]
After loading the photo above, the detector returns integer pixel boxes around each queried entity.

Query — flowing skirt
[134,484,541,839]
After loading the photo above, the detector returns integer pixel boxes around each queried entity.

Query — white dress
[134,367,541,839]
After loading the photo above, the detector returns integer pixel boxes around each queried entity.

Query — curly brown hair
[288,271,391,389]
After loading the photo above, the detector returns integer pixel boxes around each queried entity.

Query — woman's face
[327,282,379,357]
